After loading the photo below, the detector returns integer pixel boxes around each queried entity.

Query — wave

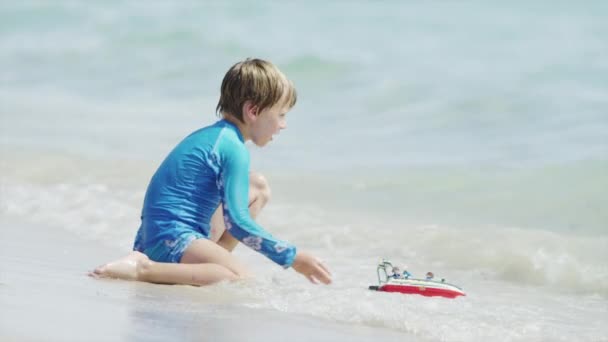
[2,150,606,297]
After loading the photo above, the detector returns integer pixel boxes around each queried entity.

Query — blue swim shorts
[133,228,205,263]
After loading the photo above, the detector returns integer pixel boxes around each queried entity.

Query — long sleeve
[216,138,297,268]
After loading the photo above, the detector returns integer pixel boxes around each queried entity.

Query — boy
[92,58,332,286]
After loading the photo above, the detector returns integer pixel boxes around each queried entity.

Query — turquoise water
[1,2,607,340]
[2,1,606,232]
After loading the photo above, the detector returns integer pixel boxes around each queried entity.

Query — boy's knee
[232,268,253,280]
[219,267,241,282]
[250,172,271,203]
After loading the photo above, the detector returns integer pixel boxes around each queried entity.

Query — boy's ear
[243,101,260,121]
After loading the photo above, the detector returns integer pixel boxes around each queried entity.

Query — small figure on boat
[391,266,402,279]
[402,269,412,279]
[425,271,434,280]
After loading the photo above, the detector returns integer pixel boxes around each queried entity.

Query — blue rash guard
[133,119,297,267]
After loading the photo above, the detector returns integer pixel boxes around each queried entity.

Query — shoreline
[0,217,411,342]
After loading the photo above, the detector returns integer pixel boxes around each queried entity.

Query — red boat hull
[378,284,465,299]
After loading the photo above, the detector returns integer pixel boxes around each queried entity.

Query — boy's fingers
[314,267,332,285]
[307,274,319,284]
[317,260,331,276]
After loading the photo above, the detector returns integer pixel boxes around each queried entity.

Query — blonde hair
[216,58,297,123]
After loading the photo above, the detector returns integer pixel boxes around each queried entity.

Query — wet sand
[0,219,411,342]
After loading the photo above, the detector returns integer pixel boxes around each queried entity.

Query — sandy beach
[0,218,411,342]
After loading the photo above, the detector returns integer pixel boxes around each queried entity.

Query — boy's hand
[292,251,332,284]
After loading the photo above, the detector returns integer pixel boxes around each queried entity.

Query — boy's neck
[222,114,250,141]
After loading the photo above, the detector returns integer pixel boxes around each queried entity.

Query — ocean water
[1,1,607,341]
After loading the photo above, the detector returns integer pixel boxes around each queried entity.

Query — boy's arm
[219,145,297,268]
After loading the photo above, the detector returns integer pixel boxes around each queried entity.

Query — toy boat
[368,260,465,298]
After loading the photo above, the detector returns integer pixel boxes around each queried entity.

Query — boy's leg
[179,238,251,278]
[91,171,271,286]
[146,238,248,284]
[211,171,272,251]
[91,240,244,286]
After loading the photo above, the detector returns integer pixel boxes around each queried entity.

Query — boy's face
[248,98,290,147]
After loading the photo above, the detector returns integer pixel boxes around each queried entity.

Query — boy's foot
[89,251,149,281]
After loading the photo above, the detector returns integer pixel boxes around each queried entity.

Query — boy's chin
[253,139,271,147]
